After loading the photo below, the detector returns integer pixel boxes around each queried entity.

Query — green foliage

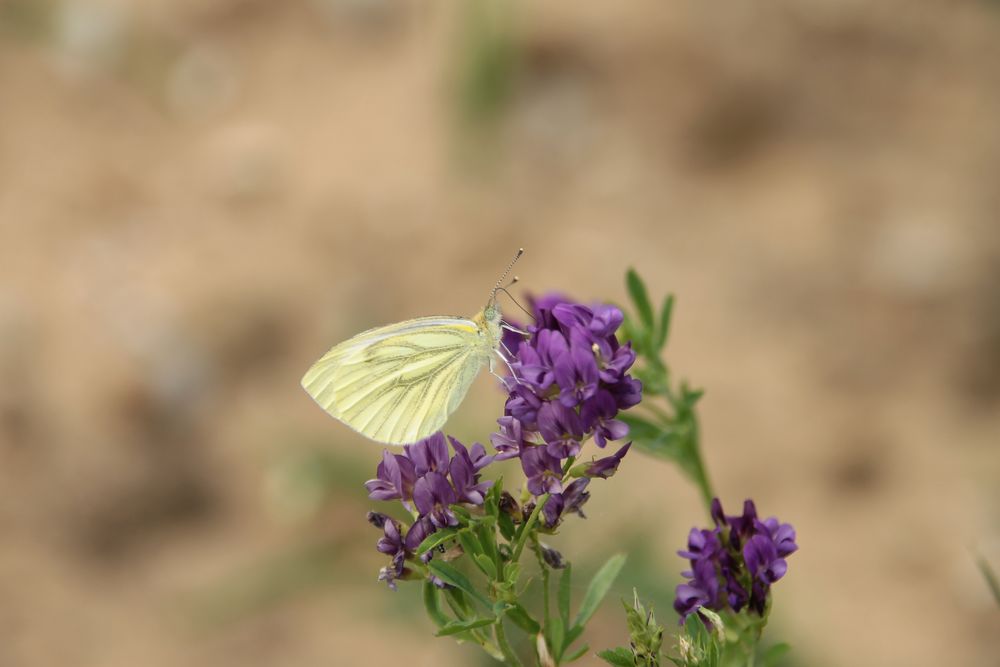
[668,610,724,667]
[610,270,797,667]
[621,269,715,512]
[574,553,628,629]
[597,590,663,667]
[405,469,625,665]
[976,555,1000,608]
[454,0,518,134]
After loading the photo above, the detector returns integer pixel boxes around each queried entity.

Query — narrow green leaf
[977,555,1000,608]
[564,644,591,663]
[498,512,516,541]
[474,553,498,579]
[436,616,497,636]
[618,414,667,441]
[422,581,451,628]
[563,625,584,650]
[505,603,541,633]
[573,553,627,629]
[656,294,675,350]
[416,528,458,556]
[451,505,473,523]
[428,561,492,608]
[445,587,472,618]
[475,521,499,566]
[547,616,565,661]
[626,268,654,328]
[596,647,634,666]
[458,531,483,561]
[484,475,503,517]
[621,414,688,464]
[558,563,572,627]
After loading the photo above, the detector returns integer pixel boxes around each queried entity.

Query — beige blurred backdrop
[2,1,1000,665]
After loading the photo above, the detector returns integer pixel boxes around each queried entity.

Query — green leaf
[976,555,1000,608]
[572,553,627,630]
[498,512,516,541]
[451,505,473,523]
[458,531,484,562]
[428,561,492,609]
[422,581,451,629]
[759,642,791,667]
[563,625,584,651]
[474,553,498,579]
[547,616,565,661]
[597,647,634,666]
[558,563,572,627]
[655,294,675,350]
[475,521,499,566]
[505,603,541,633]
[626,268,654,329]
[621,414,687,461]
[436,616,497,636]
[416,527,458,556]
[564,644,591,663]
[619,414,668,441]
[484,475,503,518]
[444,587,473,618]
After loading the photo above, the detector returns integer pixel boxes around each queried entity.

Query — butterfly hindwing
[301,317,493,444]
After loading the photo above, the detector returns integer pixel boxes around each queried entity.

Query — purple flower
[365,450,416,502]
[366,433,498,587]
[373,518,410,591]
[673,497,798,623]
[490,416,524,461]
[537,402,584,459]
[554,339,600,408]
[580,391,629,448]
[521,446,564,496]
[376,518,405,557]
[405,432,451,476]
[542,478,591,528]
[403,516,435,555]
[673,557,721,619]
[449,438,494,504]
[743,534,787,584]
[582,442,632,479]
[491,294,642,526]
[413,471,459,529]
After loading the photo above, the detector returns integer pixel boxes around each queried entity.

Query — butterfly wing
[301,317,493,445]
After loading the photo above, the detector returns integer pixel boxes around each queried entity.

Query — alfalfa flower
[673,498,798,622]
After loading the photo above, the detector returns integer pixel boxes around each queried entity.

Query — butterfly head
[483,303,502,326]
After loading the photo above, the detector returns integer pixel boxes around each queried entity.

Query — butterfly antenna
[490,248,524,305]
[495,284,534,320]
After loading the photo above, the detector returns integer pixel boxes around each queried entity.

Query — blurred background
[2,0,1000,665]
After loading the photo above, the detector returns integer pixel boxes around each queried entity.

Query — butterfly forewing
[301,317,494,445]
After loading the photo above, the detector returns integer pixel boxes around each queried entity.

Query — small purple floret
[673,497,798,622]
[493,294,642,527]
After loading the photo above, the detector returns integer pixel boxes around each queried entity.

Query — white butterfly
[301,250,523,445]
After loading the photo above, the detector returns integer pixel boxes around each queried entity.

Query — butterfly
[301,250,524,445]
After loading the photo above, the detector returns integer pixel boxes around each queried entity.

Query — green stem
[686,413,716,518]
[512,494,548,563]
[537,542,551,627]
[495,619,524,666]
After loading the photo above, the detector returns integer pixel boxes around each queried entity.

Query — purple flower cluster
[491,295,642,527]
[674,498,798,622]
[365,433,493,589]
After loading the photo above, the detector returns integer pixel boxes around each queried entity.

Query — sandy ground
[1,1,1000,665]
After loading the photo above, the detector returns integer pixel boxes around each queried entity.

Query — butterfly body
[301,306,503,445]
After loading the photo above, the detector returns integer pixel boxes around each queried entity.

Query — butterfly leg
[501,323,531,336]
[494,346,520,385]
